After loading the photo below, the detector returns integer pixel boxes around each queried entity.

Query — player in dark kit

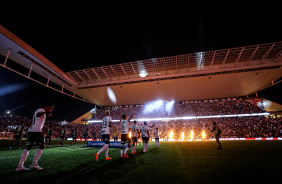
[58,126,66,147]
[10,121,25,150]
[92,130,97,141]
[83,128,89,145]
[71,128,78,146]
[45,125,52,147]
[206,122,223,150]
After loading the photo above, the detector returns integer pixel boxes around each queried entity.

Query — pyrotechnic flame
[169,130,173,140]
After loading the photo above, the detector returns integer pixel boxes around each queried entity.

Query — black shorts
[102,134,110,144]
[14,134,22,140]
[61,136,65,140]
[26,132,44,150]
[72,137,77,139]
[121,134,130,144]
[131,137,138,142]
[142,137,149,144]
[45,135,51,139]
[155,138,159,142]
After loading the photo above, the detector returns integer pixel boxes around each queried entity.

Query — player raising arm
[206,122,223,150]
[16,101,54,171]
[95,110,113,161]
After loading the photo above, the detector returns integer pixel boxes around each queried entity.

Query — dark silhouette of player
[58,126,66,147]
[206,122,223,150]
[71,128,78,146]
[83,128,89,145]
[45,125,52,147]
[10,121,25,150]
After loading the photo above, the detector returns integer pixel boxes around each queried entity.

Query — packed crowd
[0,115,101,139]
[91,99,264,121]
[1,99,281,139]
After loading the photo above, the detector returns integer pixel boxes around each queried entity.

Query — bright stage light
[129,132,132,138]
[191,130,194,141]
[182,132,184,141]
[139,70,148,78]
[165,100,174,112]
[107,87,117,104]
[144,100,163,112]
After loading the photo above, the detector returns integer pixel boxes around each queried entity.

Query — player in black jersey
[71,128,78,146]
[92,130,97,141]
[83,128,89,145]
[45,125,52,147]
[10,121,25,150]
[206,122,223,150]
[58,126,66,147]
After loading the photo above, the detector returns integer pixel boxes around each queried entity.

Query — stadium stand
[1,99,281,140]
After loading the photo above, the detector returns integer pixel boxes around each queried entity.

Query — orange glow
[169,130,173,140]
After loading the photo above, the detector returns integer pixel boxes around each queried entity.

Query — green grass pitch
[1,140,282,184]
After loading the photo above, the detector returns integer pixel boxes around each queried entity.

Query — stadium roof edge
[66,41,282,87]
[0,25,77,86]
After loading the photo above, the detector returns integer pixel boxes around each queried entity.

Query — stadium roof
[1,25,282,106]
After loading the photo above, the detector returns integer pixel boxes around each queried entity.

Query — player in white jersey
[95,110,113,161]
[16,101,54,171]
[120,108,136,158]
[140,122,154,153]
[154,127,159,148]
[129,120,140,154]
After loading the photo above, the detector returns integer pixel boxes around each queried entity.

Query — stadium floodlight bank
[87,112,270,123]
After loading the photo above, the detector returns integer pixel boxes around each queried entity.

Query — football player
[120,108,136,158]
[44,125,52,147]
[16,101,54,171]
[92,130,97,141]
[58,126,66,147]
[10,121,25,150]
[71,128,78,146]
[83,127,89,145]
[154,127,159,148]
[140,122,154,153]
[94,110,113,161]
[206,122,223,150]
[130,120,140,154]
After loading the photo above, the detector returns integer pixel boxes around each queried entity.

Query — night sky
[2,5,282,71]
[1,5,282,120]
